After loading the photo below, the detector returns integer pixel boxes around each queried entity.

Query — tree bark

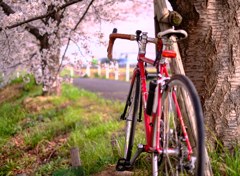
[169,0,240,148]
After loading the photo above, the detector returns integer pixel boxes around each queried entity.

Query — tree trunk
[169,0,240,148]
[40,34,61,96]
[39,4,63,96]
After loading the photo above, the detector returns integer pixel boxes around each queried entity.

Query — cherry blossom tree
[0,0,151,95]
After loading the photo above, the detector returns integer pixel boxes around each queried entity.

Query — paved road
[73,78,130,102]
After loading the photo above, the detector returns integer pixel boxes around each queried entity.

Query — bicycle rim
[153,75,205,176]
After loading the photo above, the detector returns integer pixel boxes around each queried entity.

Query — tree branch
[0,1,14,15]
[74,0,95,30]
[59,0,95,74]
[0,0,83,31]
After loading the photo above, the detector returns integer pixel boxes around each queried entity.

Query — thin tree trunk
[40,35,61,96]
[169,0,240,148]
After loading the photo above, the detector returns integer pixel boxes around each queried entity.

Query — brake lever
[136,30,142,42]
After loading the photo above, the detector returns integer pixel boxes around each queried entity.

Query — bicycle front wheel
[153,74,205,176]
[115,71,141,170]
[123,73,141,161]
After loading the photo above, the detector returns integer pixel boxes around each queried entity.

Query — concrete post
[86,63,90,77]
[97,61,101,77]
[114,62,119,80]
[126,62,130,82]
[106,64,109,79]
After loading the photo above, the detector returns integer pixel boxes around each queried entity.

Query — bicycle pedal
[116,158,131,171]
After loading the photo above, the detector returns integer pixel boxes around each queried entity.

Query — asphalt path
[73,78,130,102]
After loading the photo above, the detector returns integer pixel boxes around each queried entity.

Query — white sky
[63,0,172,63]
[95,15,156,60]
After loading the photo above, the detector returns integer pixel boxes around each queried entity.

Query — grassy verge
[0,78,240,175]
[209,144,240,176]
[0,79,124,175]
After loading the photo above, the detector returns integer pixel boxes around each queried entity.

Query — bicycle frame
[108,28,205,175]
[107,29,196,172]
[133,52,167,153]
[127,38,193,159]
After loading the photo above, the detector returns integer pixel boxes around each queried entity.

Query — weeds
[0,103,26,145]
[0,78,240,175]
[0,79,123,175]
[209,144,240,176]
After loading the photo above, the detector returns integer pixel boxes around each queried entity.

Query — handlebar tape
[107,33,133,59]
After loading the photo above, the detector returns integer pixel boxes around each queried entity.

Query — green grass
[60,68,72,77]
[0,103,26,145]
[0,79,124,175]
[0,78,240,175]
[209,144,240,176]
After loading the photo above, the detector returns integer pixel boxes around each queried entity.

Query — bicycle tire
[124,72,141,162]
[152,74,205,176]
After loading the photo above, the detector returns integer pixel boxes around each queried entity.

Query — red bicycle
[107,28,205,175]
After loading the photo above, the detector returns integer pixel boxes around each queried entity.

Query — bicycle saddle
[157,28,188,40]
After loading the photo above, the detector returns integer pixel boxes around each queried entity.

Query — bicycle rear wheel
[152,74,205,176]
